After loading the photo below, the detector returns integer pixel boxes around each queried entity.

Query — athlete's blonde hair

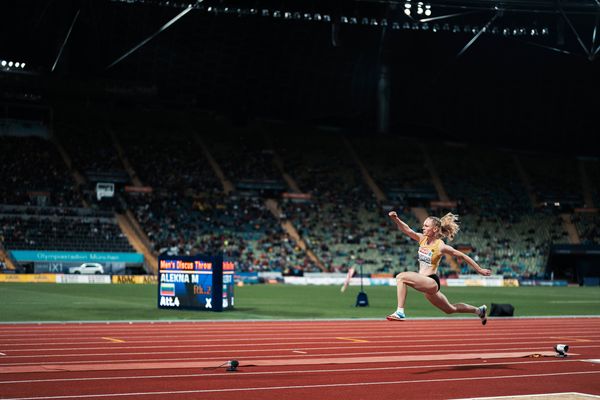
[428,213,460,241]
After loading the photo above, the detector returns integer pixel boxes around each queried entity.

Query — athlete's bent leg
[395,272,438,308]
[424,291,479,315]
[388,272,439,321]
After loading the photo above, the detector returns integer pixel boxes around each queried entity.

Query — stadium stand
[572,213,600,245]
[0,136,83,207]
[0,206,134,252]
[1,116,596,279]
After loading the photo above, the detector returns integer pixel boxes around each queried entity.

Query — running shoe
[478,305,487,325]
[386,311,406,321]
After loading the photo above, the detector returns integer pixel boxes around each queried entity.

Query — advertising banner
[112,275,158,284]
[11,251,143,264]
[55,275,111,284]
[0,274,57,283]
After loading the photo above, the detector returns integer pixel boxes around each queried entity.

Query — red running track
[1,317,600,400]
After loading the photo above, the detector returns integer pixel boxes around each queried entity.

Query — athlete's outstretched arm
[442,244,492,276]
[388,211,421,242]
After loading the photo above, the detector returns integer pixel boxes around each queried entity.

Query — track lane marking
[101,338,125,344]
[0,359,586,385]
[4,340,599,359]
[3,345,596,367]
[2,370,600,399]
[549,337,592,342]
[0,351,569,372]
[2,331,600,346]
[3,346,598,368]
[336,338,370,343]
[453,392,600,399]
[3,323,600,334]
[6,335,600,353]
[2,322,600,338]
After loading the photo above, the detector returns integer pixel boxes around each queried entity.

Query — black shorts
[428,274,441,292]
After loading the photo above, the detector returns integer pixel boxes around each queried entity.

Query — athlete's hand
[479,268,492,276]
[388,211,397,218]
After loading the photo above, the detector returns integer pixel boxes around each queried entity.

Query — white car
[69,263,104,275]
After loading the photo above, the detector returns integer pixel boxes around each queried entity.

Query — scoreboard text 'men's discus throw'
[157,255,234,311]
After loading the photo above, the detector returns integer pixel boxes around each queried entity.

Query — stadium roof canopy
[0,0,597,152]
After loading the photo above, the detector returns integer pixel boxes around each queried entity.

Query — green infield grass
[0,283,599,322]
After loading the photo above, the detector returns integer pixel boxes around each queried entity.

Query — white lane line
[2,370,600,399]
[0,316,597,328]
[4,340,595,359]
[549,337,593,343]
[2,330,600,346]
[0,319,595,330]
[7,337,600,354]
[0,320,598,329]
[453,392,600,399]
[1,324,599,333]
[549,300,600,303]
[1,321,599,337]
[3,345,598,367]
[0,359,584,385]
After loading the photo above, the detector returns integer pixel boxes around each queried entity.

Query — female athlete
[386,211,491,324]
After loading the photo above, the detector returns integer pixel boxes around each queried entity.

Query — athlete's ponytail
[429,213,460,241]
[439,213,460,241]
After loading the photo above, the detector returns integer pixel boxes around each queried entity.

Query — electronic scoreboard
[157,254,234,311]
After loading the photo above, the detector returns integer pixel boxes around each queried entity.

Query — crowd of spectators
[519,151,585,209]
[127,190,318,273]
[0,214,133,252]
[1,120,598,278]
[270,131,411,274]
[114,119,221,192]
[349,135,436,202]
[426,143,574,278]
[55,120,125,179]
[205,125,283,184]
[571,213,600,245]
[0,136,82,207]
[584,158,600,208]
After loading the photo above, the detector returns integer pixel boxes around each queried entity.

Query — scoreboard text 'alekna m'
[157,255,234,312]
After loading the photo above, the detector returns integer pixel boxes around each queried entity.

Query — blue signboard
[10,251,143,264]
